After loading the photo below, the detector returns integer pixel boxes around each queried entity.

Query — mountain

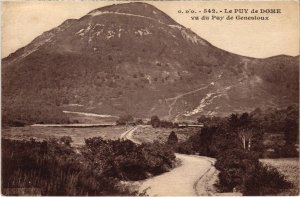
[2,2,299,124]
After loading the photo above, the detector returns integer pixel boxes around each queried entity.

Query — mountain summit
[2,2,299,123]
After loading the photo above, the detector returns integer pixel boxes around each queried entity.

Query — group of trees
[174,108,298,195]
[116,115,177,128]
[150,116,177,128]
[192,106,299,158]
[116,115,144,126]
[177,112,264,157]
[2,136,176,196]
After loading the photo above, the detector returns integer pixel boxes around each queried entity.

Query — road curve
[120,125,143,144]
[120,126,217,196]
[139,154,215,196]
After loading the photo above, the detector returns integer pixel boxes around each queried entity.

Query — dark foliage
[83,137,176,180]
[215,148,259,191]
[150,115,161,128]
[150,115,175,128]
[167,131,178,146]
[2,137,176,195]
[177,108,296,195]
[2,138,131,195]
[179,106,299,158]
[197,115,222,127]
[215,148,291,195]
[135,119,144,125]
[243,163,292,195]
[116,114,134,125]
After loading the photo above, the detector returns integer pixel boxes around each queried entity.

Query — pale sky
[2,0,299,58]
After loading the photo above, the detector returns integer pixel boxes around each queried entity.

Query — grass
[132,126,198,144]
[260,158,299,195]
[2,126,128,147]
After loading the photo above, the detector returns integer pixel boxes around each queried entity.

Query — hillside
[2,2,299,124]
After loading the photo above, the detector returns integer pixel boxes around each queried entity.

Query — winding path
[120,126,142,144]
[120,126,217,196]
[165,80,218,120]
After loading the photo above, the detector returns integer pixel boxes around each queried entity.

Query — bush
[160,120,174,128]
[116,114,134,125]
[83,137,176,180]
[215,148,259,192]
[244,163,292,195]
[2,138,132,195]
[275,144,299,158]
[215,148,292,195]
[167,131,178,146]
[150,115,174,128]
[150,115,160,128]
[60,136,73,146]
[2,137,176,195]
[135,119,144,125]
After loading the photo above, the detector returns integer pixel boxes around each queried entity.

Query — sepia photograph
[1,0,299,196]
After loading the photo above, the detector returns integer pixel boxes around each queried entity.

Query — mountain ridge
[2,2,299,124]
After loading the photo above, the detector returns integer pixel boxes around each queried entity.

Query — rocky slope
[2,2,299,123]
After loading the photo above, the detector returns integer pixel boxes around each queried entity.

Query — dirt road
[120,125,145,144]
[139,154,216,196]
[120,126,217,196]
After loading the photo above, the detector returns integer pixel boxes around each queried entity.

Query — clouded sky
[2,0,299,58]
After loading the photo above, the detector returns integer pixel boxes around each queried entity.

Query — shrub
[60,136,73,146]
[215,148,292,195]
[150,115,160,128]
[2,137,173,195]
[83,137,176,180]
[2,138,132,195]
[244,163,292,195]
[167,131,178,146]
[150,116,174,128]
[135,119,144,125]
[116,114,134,125]
[215,148,259,192]
[160,120,174,128]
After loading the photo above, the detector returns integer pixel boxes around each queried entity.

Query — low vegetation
[2,136,175,195]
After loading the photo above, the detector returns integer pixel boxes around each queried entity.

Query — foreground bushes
[83,138,175,180]
[215,148,291,195]
[2,137,176,195]
[2,138,128,195]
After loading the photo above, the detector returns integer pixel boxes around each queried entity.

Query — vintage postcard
[1,0,299,196]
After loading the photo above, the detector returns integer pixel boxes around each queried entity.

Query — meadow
[132,126,198,144]
[2,125,128,147]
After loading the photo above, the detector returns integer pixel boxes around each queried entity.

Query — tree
[167,131,178,146]
[238,129,254,151]
[284,118,298,144]
[60,136,73,146]
[150,115,160,128]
